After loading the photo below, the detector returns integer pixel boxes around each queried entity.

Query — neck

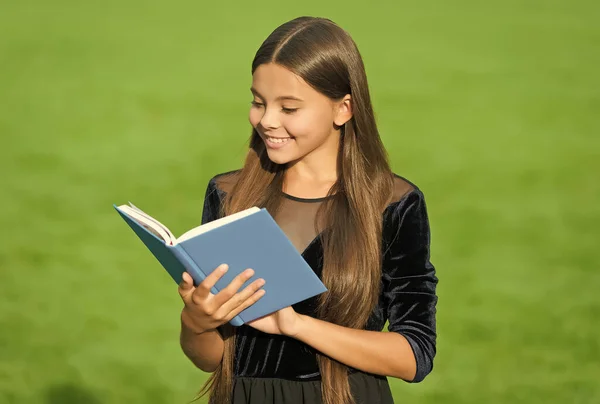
[283,130,340,194]
[286,132,339,183]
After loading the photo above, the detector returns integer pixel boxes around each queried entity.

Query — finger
[192,263,229,301]
[178,272,195,301]
[218,278,266,315]
[224,287,266,323]
[211,268,256,308]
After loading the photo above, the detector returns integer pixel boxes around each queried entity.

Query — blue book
[113,202,327,327]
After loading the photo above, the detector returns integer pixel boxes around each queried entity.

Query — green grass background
[1,1,599,403]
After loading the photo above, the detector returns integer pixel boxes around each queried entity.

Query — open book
[117,202,261,246]
[114,202,327,326]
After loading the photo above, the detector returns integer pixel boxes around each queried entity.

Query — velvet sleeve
[201,176,224,225]
[382,189,438,383]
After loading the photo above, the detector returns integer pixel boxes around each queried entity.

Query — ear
[333,94,352,127]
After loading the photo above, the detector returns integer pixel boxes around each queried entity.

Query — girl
[178,16,438,404]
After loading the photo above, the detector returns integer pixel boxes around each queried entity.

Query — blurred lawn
[1,1,599,403]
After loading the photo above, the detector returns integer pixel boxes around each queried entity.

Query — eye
[250,100,264,107]
[282,107,298,114]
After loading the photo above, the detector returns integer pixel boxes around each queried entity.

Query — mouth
[264,135,294,148]
[266,135,291,141]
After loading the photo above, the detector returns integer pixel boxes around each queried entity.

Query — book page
[139,222,164,240]
[176,206,261,243]
[118,205,177,245]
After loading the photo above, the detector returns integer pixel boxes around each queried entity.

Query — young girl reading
[177,16,438,404]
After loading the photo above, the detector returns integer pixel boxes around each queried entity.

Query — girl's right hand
[178,264,266,334]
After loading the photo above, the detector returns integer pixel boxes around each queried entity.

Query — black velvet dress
[200,170,438,404]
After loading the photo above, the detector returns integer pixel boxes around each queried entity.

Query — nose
[260,107,280,130]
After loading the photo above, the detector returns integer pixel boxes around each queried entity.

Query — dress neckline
[281,191,336,203]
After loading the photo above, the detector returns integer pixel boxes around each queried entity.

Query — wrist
[290,314,311,339]
[181,309,208,335]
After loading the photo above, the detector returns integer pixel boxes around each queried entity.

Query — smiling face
[248,63,352,166]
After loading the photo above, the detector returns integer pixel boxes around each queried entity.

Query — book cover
[114,204,328,326]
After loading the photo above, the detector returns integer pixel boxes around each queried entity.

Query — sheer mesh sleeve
[382,189,438,383]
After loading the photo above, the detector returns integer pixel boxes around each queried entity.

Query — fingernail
[246,269,254,276]
[220,264,229,272]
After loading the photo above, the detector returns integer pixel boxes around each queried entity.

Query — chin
[266,151,293,165]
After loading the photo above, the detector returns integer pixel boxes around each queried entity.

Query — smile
[266,136,291,143]
[265,135,294,149]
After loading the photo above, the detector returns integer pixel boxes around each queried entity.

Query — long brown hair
[196,16,394,404]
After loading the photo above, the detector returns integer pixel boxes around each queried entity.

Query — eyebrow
[250,87,304,102]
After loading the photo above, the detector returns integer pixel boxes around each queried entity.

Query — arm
[294,316,418,380]
[180,176,226,372]
[294,190,438,382]
[180,319,224,372]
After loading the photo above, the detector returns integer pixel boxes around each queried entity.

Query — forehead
[251,63,314,99]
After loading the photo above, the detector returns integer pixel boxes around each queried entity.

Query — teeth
[267,136,291,144]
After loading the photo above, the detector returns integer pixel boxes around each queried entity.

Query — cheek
[283,119,310,137]
[248,109,261,128]
[284,110,331,140]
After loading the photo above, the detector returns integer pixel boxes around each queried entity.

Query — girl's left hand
[247,306,304,337]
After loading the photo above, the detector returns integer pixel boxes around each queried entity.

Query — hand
[247,306,305,337]
[178,264,266,334]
